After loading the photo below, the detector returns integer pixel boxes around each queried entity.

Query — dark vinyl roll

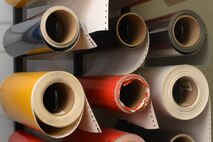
[144,10,210,66]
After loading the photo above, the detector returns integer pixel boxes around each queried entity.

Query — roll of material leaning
[137,65,209,120]
[78,74,150,113]
[64,128,145,142]
[0,71,85,138]
[115,119,195,142]
[3,6,83,57]
[9,131,44,142]
[145,10,210,66]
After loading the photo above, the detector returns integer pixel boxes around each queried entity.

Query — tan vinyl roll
[0,71,85,138]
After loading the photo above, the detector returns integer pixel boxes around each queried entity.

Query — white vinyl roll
[137,65,209,120]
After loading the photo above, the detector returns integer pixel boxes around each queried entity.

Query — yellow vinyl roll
[0,71,85,138]
[5,0,29,7]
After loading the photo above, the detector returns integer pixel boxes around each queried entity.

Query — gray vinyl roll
[145,10,210,66]
[3,6,80,57]
[137,65,209,120]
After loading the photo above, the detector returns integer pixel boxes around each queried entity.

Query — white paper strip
[47,0,109,33]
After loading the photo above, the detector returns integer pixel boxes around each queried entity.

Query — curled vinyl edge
[118,101,159,129]
[78,96,102,133]
[84,31,149,75]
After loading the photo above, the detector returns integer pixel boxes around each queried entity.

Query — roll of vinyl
[0,71,85,138]
[64,128,145,142]
[79,74,150,113]
[9,131,44,142]
[91,12,147,48]
[84,23,149,75]
[137,65,209,120]
[115,119,195,142]
[3,6,94,57]
[145,10,210,66]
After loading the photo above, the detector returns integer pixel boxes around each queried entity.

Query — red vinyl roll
[8,131,44,142]
[78,74,150,113]
[64,128,145,142]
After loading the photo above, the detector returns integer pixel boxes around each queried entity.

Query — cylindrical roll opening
[117,13,147,48]
[120,79,148,112]
[171,134,195,142]
[43,83,74,115]
[173,15,200,48]
[172,76,198,107]
[41,6,79,50]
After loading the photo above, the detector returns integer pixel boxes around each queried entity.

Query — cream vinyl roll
[137,65,209,120]
[0,71,85,138]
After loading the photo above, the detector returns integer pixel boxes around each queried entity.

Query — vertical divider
[13,7,26,131]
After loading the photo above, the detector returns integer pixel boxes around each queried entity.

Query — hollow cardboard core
[42,6,79,48]
[173,15,200,47]
[172,77,198,107]
[117,13,147,47]
[120,80,147,111]
[43,83,74,115]
[37,112,82,138]
[171,134,194,142]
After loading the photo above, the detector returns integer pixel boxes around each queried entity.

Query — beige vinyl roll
[0,71,85,138]
[137,65,209,120]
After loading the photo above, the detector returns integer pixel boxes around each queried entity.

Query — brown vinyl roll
[91,12,147,48]
[0,71,85,138]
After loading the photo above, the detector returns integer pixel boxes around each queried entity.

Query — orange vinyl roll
[5,0,30,7]
[78,74,150,113]
[64,128,145,142]
[0,71,85,138]
[9,131,44,142]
